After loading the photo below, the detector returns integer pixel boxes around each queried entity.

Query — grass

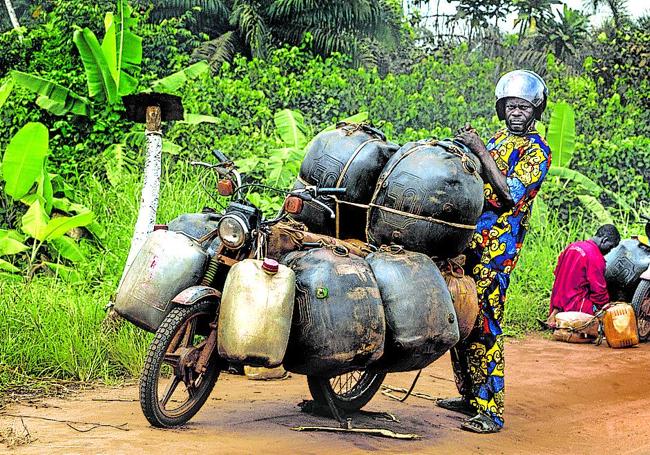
[504,206,596,335]
[0,159,636,388]
[0,160,217,387]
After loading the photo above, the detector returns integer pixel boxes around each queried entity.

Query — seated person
[546,224,621,327]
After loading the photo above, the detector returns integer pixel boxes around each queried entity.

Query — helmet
[495,70,548,121]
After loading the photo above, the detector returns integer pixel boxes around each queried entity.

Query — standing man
[547,225,621,326]
[437,70,552,433]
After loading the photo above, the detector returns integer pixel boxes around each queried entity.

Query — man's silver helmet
[495,70,549,120]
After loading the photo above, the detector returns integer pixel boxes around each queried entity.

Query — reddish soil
[2,336,650,454]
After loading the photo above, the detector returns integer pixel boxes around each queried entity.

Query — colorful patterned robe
[451,128,551,428]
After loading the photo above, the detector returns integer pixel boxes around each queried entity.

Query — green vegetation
[0,0,648,388]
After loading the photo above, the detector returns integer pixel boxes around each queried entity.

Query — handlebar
[212,149,231,163]
[317,187,347,196]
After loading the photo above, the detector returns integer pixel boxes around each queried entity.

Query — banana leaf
[43,211,94,241]
[2,122,49,200]
[546,101,575,168]
[50,236,86,262]
[576,194,613,225]
[0,233,29,256]
[181,113,220,124]
[0,259,20,273]
[323,112,369,132]
[274,109,308,150]
[547,166,602,196]
[22,197,50,241]
[150,61,210,94]
[11,71,92,116]
[0,78,13,109]
[73,27,118,103]
[101,1,142,96]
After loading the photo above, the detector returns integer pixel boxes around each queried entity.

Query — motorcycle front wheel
[307,370,386,413]
[632,280,650,341]
[139,300,220,428]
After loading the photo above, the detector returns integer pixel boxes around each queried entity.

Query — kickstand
[322,386,352,429]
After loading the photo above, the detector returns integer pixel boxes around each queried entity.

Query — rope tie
[368,203,477,230]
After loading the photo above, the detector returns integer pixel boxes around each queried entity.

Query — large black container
[291,123,399,239]
[366,248,459,373]
[366,139,484,258]
[281,248,385,377]
[605,239,650,301]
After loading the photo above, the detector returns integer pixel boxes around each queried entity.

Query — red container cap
[262,258,279,274]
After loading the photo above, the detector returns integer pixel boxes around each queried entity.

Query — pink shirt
[549,239,609,315]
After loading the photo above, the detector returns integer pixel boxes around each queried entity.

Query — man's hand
[456,123,514,210]
[455,123,487,155]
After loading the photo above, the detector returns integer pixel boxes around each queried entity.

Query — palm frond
[145,0,230,19]
[191,30,242,69]
[231,1,271,58]
[267,0,319,19]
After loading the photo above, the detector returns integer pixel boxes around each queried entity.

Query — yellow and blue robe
[451,128,551,428]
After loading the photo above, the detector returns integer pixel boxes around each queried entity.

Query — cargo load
[291,122,399,240]
[552,311,599,343]
[281,248,385,377]
[366,139,483,259]
[114,230,209,332]
[605,239,650,301]
[266,221,374,260]
[603,303,639,348]
[217,258,295,367]
[366,247,459,373]
[438,255,480,341]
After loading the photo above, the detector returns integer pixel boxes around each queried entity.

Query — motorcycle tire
[140,300,220,428]
[632,280,650,341]
[307,370,386,413]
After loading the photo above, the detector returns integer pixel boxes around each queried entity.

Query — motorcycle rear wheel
[307,370,386,413]
[632,280,650,341]
[140,301,220,428]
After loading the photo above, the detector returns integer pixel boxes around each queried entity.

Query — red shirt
[549,239,609,315]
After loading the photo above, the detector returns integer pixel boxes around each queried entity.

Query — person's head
[495,70,548,135]
[593,224,621,255]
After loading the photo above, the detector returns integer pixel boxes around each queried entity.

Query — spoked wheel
[632,280,650,341]
[140,300,220,428]
[307,370,386,413]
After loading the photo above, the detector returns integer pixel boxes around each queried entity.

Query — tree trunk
[118,106,163,288]
[4,0,21,30]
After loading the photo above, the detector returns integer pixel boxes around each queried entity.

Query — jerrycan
[217,258,296,367]
[603,303,639,348]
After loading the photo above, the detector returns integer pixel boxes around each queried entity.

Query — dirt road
[2,336,650,454]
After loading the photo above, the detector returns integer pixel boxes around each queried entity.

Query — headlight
[217,215,248,249]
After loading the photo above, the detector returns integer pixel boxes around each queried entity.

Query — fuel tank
[291,123,399,239]
[366,139,483,258]
[366,248,459,373]
[217,259,295,368]
[281,248,385,377]
[114,230,209,332]
[605,239,650,301]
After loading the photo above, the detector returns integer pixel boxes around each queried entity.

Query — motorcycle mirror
[284,196,304,215]
[218,179,235,196]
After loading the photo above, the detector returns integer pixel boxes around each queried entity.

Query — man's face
[599,236,619,255]
[504,97,535,133]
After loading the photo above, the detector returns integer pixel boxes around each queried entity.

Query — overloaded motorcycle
[114,151,464,428]
[605,214,650,340]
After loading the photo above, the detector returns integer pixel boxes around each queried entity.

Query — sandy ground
[2,336,650,455]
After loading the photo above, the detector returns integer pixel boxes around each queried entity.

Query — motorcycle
[605,214,650,340]
[631,215,650,340]
[115,151,389,428]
